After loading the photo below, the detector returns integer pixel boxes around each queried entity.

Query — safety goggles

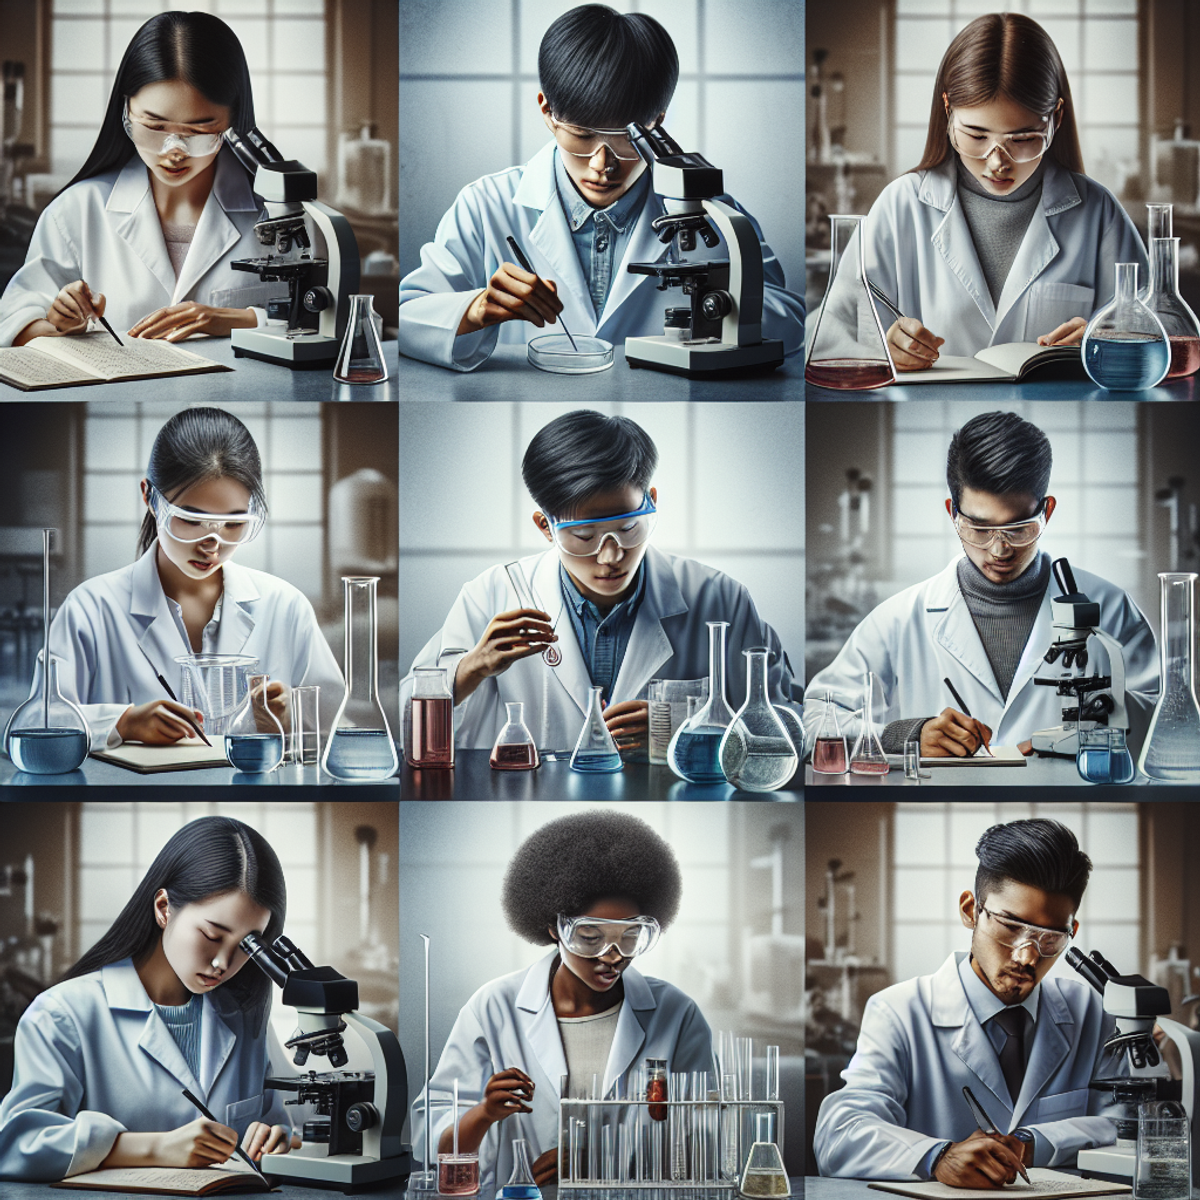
[549,114,641,162]
[557,913,662,959]
[952,505,1047,549]
[148,483,265,546]
[548,495,658,558]
[948,109,1056,164]
[976,901,1073,959]
[123,99,225,159]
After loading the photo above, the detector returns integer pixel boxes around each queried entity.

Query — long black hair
[138,407,268,557]
[65,11,256,190]
[63,817,287,1035]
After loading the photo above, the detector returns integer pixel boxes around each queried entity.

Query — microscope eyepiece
[240,932,291,987]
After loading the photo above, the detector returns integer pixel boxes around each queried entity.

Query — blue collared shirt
[559,561,647,700]
[554,149,652,317]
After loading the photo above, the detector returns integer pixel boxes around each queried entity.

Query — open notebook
[885,745,1028,768]
[896,343,1084,384]
[0,330,231,390]
[53,1164,272,1195]
[91,736,231,774]
[868,1167,1130,1200]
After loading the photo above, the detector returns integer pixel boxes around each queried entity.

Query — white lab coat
[401,547,799,752]
[36,542,344,750]
[802,554,1159,753]
[814,952,1118,1179]
[0,958,293,1181]
[816,157,1147,359]
[398,141,805,370]
[0,146,282,346]
[410,951,715,1196]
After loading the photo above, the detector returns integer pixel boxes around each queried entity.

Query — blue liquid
[669,729,726,784]
[7,728,89,774]
[570,748,623,773]
[497,1188,542,1200]
[324,728,398,780]
[1084,335,1170,390]
[226,733,284,773]
[1077,746,1136,785]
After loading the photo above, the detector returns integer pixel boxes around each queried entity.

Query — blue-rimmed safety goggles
[548,495,658,558]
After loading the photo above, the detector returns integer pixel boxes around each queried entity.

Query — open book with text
[897,342,1084,384]
[53,1164,273,1195]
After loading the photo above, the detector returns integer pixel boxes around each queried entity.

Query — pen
[943,676,994,757]
[137,648,214,748]
[504,235,579,351]
[962,1085,1031,1185]
[95,313,124,346]
[868,281,906,323]
[181,1088,265,1176]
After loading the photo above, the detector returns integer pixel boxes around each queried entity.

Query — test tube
[651,1113,664,1182]
[588,1073,600,1181]
[504,561,536,609]
[669,1072,688,1180]
[691,1069,708,1182]
[571,1117,584,1182]
[766,1045,780,1101]
[602,1122,615,1182]
[559,1074,571,1183]
[721,1071,740,1180]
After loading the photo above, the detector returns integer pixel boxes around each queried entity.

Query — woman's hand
[243,1122,297,1160]
[480,1067,535,1122]
[454,609,558,702]
[129,302,257,341]
[258,680,291,734]
[886,317,944,370]
[532,1147,559,1186]
[47,280,107,335]
[1037,317,1087,347]
[156,1118,240,1168]
[603,699,649,754]
[116,700,205,745]
[457,265,562,336]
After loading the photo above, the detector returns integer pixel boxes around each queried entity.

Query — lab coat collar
[916,156,1080,218]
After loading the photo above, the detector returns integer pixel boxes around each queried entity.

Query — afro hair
[501,810,683,945]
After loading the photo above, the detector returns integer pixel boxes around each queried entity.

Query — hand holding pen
[455,237,567,338]
[47,280,122,343]
[181,1089,266,1174]
[928,677,995,758]
[958,1085,1033,1186]
[867,282,943,370]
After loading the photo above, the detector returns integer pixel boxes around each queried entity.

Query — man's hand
[457,264,563,335]
[532,1147,559,1186]
[603,699,649,754]
[454,608,558,702]
[933,1130,1027,1188]
[920,708,992,757]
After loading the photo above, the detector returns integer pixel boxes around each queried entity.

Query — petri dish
[527,334,614,374]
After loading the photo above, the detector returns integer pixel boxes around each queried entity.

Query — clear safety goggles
[549,114,641,162]
[976,901,1073,959]
[548,495,658,558]
[557,913,662,959]
[953,505,1047,549]
[148,483,265,546]
[123,99,225,159]
[948,109,1056,164]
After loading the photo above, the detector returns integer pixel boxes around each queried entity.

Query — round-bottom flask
[570,686,623,773]
[1082,262,1170,391]
[225,673,286,773]
[668,621,736,784]
[3,652,90,775]
[1143,237,1200,378]
[490,701,539,770]
[719,648,800,791]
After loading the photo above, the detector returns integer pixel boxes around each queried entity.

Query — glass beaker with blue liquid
[667,621,736,784]
[1076,726,1136,785]
[225,672,286,774]
[1082,263,1170,391]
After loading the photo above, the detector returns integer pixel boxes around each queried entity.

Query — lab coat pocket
[1024,282,1095,341]
[1029,1087,1090,1121]
[224,1094,265,1135]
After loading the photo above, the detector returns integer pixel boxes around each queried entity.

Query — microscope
[241,932,411,1192]
[621,123,785,378]
[223,128,360,369]
[1031,559,1129,757]
[1067,948,1200,1186]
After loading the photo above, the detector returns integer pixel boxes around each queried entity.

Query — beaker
[490,701,539,770]
[805,214,897,390]
[176,653,259,735]
[812,691,849,774]
[738,1112,790,1198]
[438,1155,480,1196]
[648,678,706,764]
[1138,572,1200,781]
[570,685,623,773]
[1143,238,1200,378]
[333,294,389,384]
[850,672,889,773]
[322,576,400,781]
[225,673,286,774]
[1082,263,1171,390]
[668,621,736,784]
[496,1137,541,1200]
[719,648,799,792]
[406,666,455,769]
[1076,726,1136,785]
[1134,1105,1190,1200]
[289,685,321,765]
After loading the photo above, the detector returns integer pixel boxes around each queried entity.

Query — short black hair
[502,810,683,945]
[974,818,1093,910]
[538,4,679,128]
[522,410,658,519]
[946,411,1053,513]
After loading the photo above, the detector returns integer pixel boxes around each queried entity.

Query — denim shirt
[554,149,652,317]
[559,562,647,700]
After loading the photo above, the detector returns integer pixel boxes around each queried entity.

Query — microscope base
[624,335,784,378]
[232,327,340,369]
[1077,1145,1136,1180]
[1031,726,1081,757]
[262,1147,412,1194]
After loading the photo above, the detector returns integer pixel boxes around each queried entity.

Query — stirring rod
[505,235,578,351]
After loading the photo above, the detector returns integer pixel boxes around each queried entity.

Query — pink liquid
[438,1157,479,1195]
[813,736,848,773]
[1167,336,1200,378]
[850,759,890,774]
[407,696,454,767]
[490,742,539,770]
[336,366,387,383]
[806,359,895,390]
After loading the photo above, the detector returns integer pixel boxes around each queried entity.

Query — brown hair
[910,13,1084,175]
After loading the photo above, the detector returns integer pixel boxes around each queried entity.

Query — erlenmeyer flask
[570,686,622,773]
[849,672,889,773]
[1143,238,1200,378]
[496,1137,542,1200]
[668,621,737,783]
[811,690,849,774]
[333,294,389,384]
[225,672,286,773]
[805,214,897,390]
[719,648,799,791]
[1138,572,1200,781]
[490,701,539,770]
[322,576,400,781]
[1082,263,1171,390]
[738,1113,790,1197]
[406,666,455,768]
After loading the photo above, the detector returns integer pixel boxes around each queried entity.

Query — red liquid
[490,742,539,770]
[806,359,895,390]
[647,1077,668,1121]
[407,696,454,767]
[813,737,848,773]
[850,759,890,774]
[337,367,387,383]
[1167,336,1200,378]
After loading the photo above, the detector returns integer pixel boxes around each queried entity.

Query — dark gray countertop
[806,375,1197,403]
[804,753,1151,789]
[0,1182,397,1199]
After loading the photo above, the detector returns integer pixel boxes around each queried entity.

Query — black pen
[136,646,214,748]
[504,235,578,350]
[943,676,994,757]
[96,313,124,346]
[181,1088,266,1176]
[962,1085,1031,1184]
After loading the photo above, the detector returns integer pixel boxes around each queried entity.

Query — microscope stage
[625,334,785,378]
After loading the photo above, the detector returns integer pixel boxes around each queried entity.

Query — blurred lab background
[0,400,399,732]
[399,800,805,1176]
[804,800,1200,1175]
[806,0,1200,315]
[0,0,399,329]
[805,399,1200,683]
[398,0,805,298]
[0,799,398,1101]
[399,401,805,691]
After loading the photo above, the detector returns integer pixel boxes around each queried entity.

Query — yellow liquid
[740,1168,790,1197]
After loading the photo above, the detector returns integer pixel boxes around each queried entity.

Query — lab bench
[805,375,1197,403]
[400,1181,806,1199]
[400,749,802,800]
[805,753,1150,790]
[0,1183,396,1199]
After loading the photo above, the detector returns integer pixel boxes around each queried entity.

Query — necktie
[994,1006,1027,1106]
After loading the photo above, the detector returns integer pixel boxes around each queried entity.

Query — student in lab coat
[37,406,343,750]
[817,13,1145,367]
[0,817,299,1181]
[402,410,799,755]
[0,11,284,348]
[803,412,1158,757]
[815,818,1119,1182]
[398,4,805,371]
[411,810,715,1194]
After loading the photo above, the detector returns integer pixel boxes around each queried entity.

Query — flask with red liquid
[490,701,539,770]
[406,666,454,768]
[811,690,849,774]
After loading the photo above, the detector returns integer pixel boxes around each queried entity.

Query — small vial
[646,1057,668,1121]
[438,1153,479,1196]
